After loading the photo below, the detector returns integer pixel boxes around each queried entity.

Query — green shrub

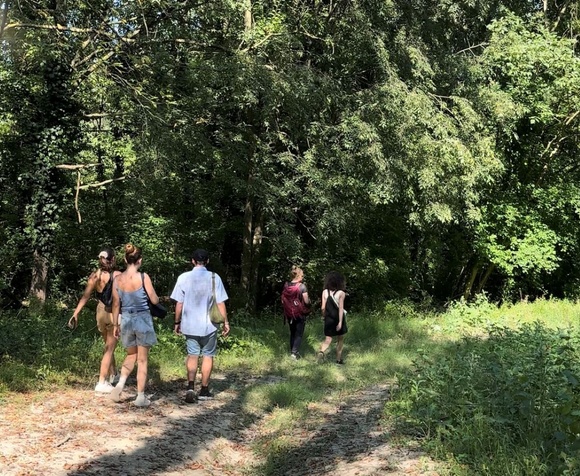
[391,322,580,475]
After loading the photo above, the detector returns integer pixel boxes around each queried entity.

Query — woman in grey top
[110,243,160,407]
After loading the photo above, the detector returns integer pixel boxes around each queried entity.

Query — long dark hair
[323,271,346,291]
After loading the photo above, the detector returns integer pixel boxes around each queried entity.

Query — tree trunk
[463,261,481,300]
[0,1,10,38]
[30,249,48,303]
[244,0,252,30]
[241,193,254,299]
[476,263,496,295]
[248,212,263,311]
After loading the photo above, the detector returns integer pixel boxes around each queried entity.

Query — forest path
[0,373,439,475]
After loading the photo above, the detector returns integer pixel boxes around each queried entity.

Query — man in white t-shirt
[171,249,230,403]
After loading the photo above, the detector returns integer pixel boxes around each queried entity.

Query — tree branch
[78,177,126,190]
[454,42,488,55]
[55,164,100,170]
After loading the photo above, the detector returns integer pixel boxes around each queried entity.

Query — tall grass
[3,297,580,475]
[389,297,580,475]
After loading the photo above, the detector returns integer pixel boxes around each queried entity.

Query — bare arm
[174,301,183,334]
[321,290,327,317]
[68,272,98,328]
[337,291,345,330]
[143,273,159,304]
[217,302,230,336]
[112,280,121,338]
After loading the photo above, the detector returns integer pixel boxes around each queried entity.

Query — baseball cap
[191,249,209,262]
[98,248,113,260]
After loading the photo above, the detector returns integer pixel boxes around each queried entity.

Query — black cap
[192,249,209,262]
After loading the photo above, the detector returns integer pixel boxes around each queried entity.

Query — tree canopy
[1,0,579,308]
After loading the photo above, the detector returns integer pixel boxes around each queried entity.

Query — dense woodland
[1,0,579,311]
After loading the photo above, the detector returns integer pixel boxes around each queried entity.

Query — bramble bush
[390,322,580,475]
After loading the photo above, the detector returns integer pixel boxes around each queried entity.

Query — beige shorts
[96,301,114,334]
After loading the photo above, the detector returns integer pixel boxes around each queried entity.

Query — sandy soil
[0,374,439,475]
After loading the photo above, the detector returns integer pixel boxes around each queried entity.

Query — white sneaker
[95,381,114,394]
[109,385,123,402]
[134,395,151,407]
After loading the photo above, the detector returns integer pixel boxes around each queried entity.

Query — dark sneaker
[336,359,344,365]
[185,389,197,403]
[198,387,213,400]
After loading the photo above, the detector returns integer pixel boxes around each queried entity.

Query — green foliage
[392,322,580,474]
[2,0,580,309]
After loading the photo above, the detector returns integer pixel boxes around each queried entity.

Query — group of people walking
[71,245,347,408]
[71,245,229,407]
[281,267,348,364]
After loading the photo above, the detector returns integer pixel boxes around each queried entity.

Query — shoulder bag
[141,273,167,319]
[209,273,225,324]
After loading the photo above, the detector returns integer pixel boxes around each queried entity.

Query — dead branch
[55,164,100,170]
[78,176,126,190]
[75,171,82,223]
[454,42,488,55]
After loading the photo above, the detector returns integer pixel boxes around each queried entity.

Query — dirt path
[0,374,439,475]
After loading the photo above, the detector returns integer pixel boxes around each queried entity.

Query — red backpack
[281,282,310,322]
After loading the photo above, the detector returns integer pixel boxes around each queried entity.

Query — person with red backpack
[281,266,311,359]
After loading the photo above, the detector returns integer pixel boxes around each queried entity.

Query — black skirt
[323,290,348,337]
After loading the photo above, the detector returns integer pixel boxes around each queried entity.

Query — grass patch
[3,296,580,475]
[389,301,580,475]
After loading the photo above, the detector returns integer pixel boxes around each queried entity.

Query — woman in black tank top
[317,271,348,364]
[69,247,121,394]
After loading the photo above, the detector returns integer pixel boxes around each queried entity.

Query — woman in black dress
[318,271,347,364]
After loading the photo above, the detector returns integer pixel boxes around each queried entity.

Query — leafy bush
[391,322,580,475]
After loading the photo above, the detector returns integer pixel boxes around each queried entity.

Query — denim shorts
[185,331,218,357]
[120,311,157,348]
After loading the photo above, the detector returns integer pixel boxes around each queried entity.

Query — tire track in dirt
[0,376,438,475]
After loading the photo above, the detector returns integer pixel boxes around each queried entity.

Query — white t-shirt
[170,267,228,337]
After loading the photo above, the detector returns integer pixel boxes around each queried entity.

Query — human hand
[336,322,342,331]
[174,322,181,335]
[113,326,120,339]
[222,322,230,337]
[68,315,78,330]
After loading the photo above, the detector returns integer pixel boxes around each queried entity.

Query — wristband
[174,321,181,325]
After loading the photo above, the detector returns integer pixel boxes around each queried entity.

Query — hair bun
[125,243,135,254]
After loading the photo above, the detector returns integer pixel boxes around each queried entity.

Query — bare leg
[200,356,213,387]
[109,348,136,402]
[186,355,199,384]
[136,346,149,393]
[336,335,345,361]
[99,327,117,382]
[319,336,333,354]
[120,348,137,378]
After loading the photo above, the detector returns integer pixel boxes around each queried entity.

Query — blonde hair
[124,243,142,264]
[289,266,303,281]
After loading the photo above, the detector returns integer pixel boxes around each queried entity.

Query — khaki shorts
[96,301,114,334]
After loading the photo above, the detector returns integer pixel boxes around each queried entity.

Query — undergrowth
[389,306,580,475]
[3,297,580,475]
